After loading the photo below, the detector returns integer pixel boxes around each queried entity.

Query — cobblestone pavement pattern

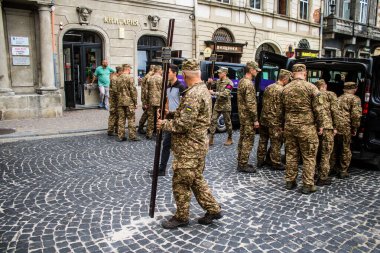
[0,133,379,253]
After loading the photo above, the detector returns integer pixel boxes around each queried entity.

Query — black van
[258,51,380,169]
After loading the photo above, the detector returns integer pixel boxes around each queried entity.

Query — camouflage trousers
[146,106,159,138]
[257,125,283,167]
[284,125,319,186]
[330,132,352,174]
[172,156,221,221]
[237,124,255,166]
[210,110,232,136]
[107,92,118,133]
[316,129,334,180]
[117,106,137,140]
[138,108,148,129]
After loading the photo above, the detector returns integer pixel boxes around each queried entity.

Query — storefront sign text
[216,45,242,53]
[12,47,30,56]
[104,17,138,26]
[13,56,30,66]
[11,36,29,46]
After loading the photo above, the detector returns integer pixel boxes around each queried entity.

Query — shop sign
[10,36,29,46]
[295,49,319,59]
[216,45,242,53]
[203,47,212,58]
[12,47,29,56]
[104,17,138,26]
[12,56,30,66]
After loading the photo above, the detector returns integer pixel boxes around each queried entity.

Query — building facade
[1,0,325,120]
[322,0,380,58]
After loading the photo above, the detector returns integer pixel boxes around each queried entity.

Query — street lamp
[329,0,336,16]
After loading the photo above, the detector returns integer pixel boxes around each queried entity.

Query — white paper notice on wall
[10,36,29,46]
[12,47,30,56]
[13,57,30,66]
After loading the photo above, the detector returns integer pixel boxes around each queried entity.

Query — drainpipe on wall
[319,0,324,57]
[50,0,58,88]
[194,0,199,59]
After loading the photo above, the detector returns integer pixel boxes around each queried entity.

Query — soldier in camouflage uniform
[116,64,139,142]
[257,69,292,170]
[157,59,222,229]
[107,66,122,136]
[332,82,362,179]
[146,65,163,139]
[314,79,340,186]
[208,67,234,146]
[280,64,324,194]
[138,65,155,134]
[237,61,261,173]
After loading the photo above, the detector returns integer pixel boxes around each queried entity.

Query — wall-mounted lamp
[189,13,195,20]
[329,0,336,16]
[245,41,248,47]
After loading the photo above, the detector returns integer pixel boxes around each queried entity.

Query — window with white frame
[359,0,368,23]
[342,0,351,19]
[250,0,261,9]
[300,0,309,20]
[216,0,230,3]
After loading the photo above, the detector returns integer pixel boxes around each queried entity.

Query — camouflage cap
[292,64,306,72]
[149,65,156,71]
[279,69,292,80]
[344,81,358,90]
[315,79,327,89]
[182,59,200,71]
[246,61,261,71]
[122,64,132,69]
[153,65,162,71]
[217,66,228,73]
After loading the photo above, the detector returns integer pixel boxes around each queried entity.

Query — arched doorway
[63,30,103,108]
[137,35,166,77]
[255,43,279,62]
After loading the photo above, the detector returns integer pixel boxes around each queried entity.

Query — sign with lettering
[104,17,138,26]
[12,56,30,66]
[10,36,29,46]
[12,47,29,56]
[216,45,242,53]
[295,49,319,59]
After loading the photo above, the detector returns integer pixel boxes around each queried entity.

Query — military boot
[338,171,349,179]
[237,164,256,173]
[137,126,146,134]
[198,211,223,225]
[301,184,318,194]
[107,131,117,136]
[316,178,332,186]
[209,135,214,146]
[161,216,189,229]
[257,160,265,168]
[285,181,297,190]
[224,135,233,146]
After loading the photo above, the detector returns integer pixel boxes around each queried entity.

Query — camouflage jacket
[280,78,324,128]
[148,74,163,107]
[260,81,283,127]
[109,74,118,95]
[212,78,233,112]
[162,82,211,159]
[338,93,362,134]
[141,71,153,106]
[320,90,340,130]
[237,77,258,124]
[116,73,137,107]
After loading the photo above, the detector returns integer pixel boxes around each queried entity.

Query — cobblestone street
[0,132,379,253]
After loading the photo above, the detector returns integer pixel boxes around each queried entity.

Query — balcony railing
[323,16,380,41]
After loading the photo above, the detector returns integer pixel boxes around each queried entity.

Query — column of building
[0,0,14,95]
[36,4,56,94]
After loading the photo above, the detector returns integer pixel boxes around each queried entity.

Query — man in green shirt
[91,60,115,110]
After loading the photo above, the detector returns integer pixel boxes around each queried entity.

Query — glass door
[63,44,75,108]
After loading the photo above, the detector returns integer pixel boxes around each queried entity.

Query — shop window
[359,0,368,23]
[250,0,261,9]
[63,30,102,43]
[300,0,309,20]
[216,0,230,3]
[324,49,336,58]
[278,0,287,15]
[212,28,234,42]
[345,51,355,58]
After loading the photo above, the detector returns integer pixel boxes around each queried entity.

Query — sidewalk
[0,107,144,142]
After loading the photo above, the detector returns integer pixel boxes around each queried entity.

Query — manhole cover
[0,128,16,135]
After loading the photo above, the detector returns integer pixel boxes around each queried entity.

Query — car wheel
[216,114,227,133]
